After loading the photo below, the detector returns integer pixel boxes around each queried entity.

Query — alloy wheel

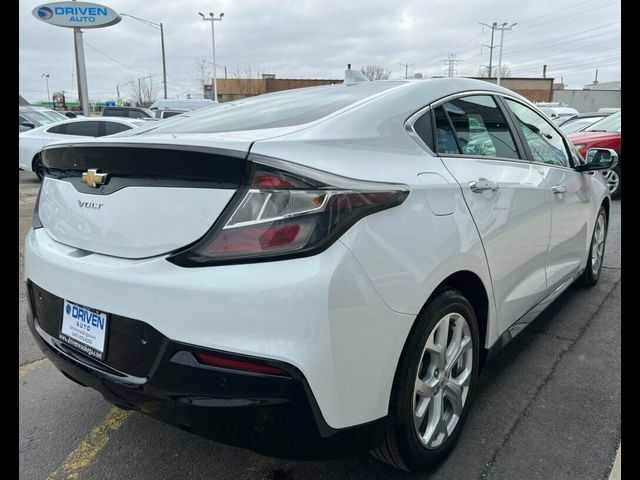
[591,213,606,275]
[413,312,473,449]
[602,169,619,195]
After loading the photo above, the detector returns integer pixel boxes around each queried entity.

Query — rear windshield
[134,82,406,135]
[584,111,621,133]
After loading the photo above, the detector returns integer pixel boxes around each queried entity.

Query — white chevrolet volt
[25,76,615,472]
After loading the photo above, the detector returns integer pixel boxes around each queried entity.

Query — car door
[501,98,594,292]
[425,94,552,333]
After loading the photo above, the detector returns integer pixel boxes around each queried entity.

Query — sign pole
[73,27,90,116]
[34,2,123,116]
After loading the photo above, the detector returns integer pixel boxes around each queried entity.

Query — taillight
[195,352,288,376]
[168,156,409,267]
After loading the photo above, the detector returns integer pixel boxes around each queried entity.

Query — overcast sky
[19,0,620,103]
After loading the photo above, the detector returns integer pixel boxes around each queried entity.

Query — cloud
[19,0,620,103]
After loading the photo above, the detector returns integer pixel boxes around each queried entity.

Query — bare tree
[192,59,212,96]
[126,76,158,107]
[359,65,391,80]
[479,65,511,78]
[227,64,265,99]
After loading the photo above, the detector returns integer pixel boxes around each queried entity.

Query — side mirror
[576,148,618,171]
[21,121,36,129]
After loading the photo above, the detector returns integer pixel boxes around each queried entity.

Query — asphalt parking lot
[19,170,621,480]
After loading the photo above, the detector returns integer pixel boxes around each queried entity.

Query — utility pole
[199,12,224,102]
[398,62,415,79]
[543,64,547,78]
[121,14,168,99]
[480,22,498,77]
[496,22,517,86]
[442,54,462,77]
[160,23,167,99]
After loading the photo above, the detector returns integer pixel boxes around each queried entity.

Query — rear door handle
[551,185,567,194]
[470,178,499,193]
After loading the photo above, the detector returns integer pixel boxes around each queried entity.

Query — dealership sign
[32,2,121,28]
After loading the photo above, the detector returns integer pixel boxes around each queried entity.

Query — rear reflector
[195,352,288,376]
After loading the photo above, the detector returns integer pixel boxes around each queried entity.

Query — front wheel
[372,289,480,472]
[578,206,608,287]
[603,165,621,199]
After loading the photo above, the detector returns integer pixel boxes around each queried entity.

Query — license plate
[60,300,108,360]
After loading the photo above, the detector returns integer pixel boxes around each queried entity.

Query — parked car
[19,106,63,132]
[25,78,614,472]
[19,117,147,180]
[567,111,621,198]
[102,106,155,119]
[149,98,215,111]
[29,106,69,123]
[156,109,187,119]
[558,112,610,134]
[538,106,579,124]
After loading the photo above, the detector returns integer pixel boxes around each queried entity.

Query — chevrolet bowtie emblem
[81,169,109,188]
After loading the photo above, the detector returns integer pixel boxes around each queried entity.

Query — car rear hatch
[37,134,266,259]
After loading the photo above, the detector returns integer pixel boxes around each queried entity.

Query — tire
[33,154,45,182]
[603,165,621,199]
[371,289,480,472]
[578,206,608,287]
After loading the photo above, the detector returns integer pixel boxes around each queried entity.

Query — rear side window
[504,99,570,167]
[434,106,459,154]
[47,123,68,134]
[103,108,122,117]
[104,122,131,135]
[438,95,519,159]
[64,121,101,137]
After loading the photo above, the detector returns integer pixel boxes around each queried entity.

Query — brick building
[471,77,555,102]
[208,78,343,102]
[208,76,554,103]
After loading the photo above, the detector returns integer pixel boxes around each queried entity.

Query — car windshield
[21,110,58,126]
[560,117,604,134]
[39,109,68,121]
[584,111,621,133]
[133,82,406,135]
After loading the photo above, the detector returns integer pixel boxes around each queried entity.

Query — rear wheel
[578,206,607,287]
[372,289,479,472]
[33,154,45,182]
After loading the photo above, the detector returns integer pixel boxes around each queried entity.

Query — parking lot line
[19,358,46,382]
[46,406,131,480]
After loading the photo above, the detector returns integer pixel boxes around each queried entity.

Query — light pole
[199,12,224,102]
[41,73,51,108]
[121,13,168,99]
[496,22,517,86]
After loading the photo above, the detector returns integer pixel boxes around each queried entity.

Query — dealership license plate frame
[60,300,109,360]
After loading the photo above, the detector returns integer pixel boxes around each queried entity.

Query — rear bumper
[25,227,416,443]
[26,281,386,459]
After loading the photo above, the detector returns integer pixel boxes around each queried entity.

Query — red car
[567,111,621,198]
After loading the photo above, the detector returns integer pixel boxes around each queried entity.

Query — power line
[501,20,620,55]
[515,0,620,33]
[84,41,151,75]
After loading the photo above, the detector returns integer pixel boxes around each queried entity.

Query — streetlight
[198,12,224,102]
[41,73,51,108]
[121,13,168,99]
